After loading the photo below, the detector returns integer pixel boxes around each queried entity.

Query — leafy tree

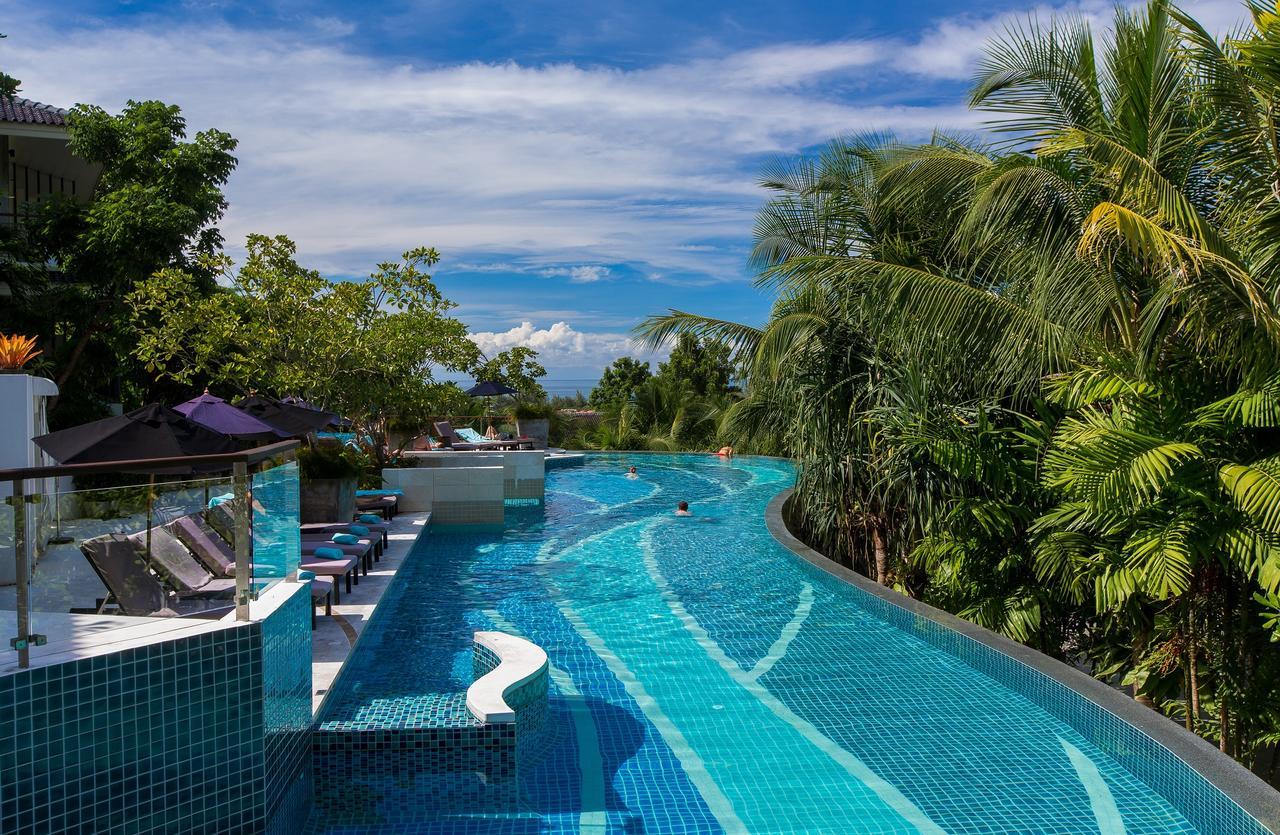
[128,234,481,449]
[473,345,547,400]
[589,356,652,407]
[656,333,734,397]
[20,100,236,421]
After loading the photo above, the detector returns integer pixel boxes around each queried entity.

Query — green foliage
[589,356,652,407]
[127,234,481,445]
[296,444,362,481]
[11,99,237,424]
[512,401,557,420]
[656,333,735,396]
[473,346,547,400]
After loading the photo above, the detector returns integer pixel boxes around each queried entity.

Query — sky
[2,0,1250,381]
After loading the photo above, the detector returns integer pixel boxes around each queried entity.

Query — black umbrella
[33,403,239,561]
[33,403,237,472]
[464,380,519,432]
[235,395,334,437]
[174,391,291,442]
[463,381,518,398]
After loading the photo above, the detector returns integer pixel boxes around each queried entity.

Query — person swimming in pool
[625,466,639,479]
[675,500,692,516]
[716,446,734,458]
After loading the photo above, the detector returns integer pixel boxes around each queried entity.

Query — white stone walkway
[310,511,430,713]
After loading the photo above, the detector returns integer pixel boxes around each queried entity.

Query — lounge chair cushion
[312,547,344,560]
[331,533,359,545]
[348,524,370,536]
[358,513,382,523]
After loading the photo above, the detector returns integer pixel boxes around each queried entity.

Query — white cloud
[469,321,667,372]
[5,8,979,287]
[538,265,610,283]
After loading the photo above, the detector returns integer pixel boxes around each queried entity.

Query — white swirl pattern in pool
[310,453,1262,834]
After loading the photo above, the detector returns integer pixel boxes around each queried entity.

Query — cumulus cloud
[469,321,667,370]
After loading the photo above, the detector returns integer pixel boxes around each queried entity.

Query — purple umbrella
[175,390,290,442]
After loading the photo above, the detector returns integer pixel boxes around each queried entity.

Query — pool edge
[764,486,1280,835]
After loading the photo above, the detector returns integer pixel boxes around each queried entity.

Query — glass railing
[1,442,301,669]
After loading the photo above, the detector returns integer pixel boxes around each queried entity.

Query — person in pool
[625,466,639,479]
[716,446,734,458]
[675,500,692,516]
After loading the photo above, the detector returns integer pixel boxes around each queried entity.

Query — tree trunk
[871,524,888,585]
[1188,607,1201,732]
[50,299,113,408]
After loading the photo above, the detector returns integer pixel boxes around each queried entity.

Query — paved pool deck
[310,511,430,713]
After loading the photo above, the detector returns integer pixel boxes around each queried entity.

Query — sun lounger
[433,421,517,451]
[126,529,237,600]
[301,521,388,551]
[301,536,373,575]
[170,514,238,577]
[203,505,359,601]
[78,534,231,618]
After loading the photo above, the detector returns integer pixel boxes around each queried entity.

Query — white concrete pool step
[467,630,549,724]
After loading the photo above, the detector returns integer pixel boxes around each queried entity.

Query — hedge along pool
[310,453,1272,834]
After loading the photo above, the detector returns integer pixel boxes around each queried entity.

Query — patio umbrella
[279,395,346,427]
[174,390,290,442]
[464,381,518,431]
[33,403,239,561]
[33,403,237,472]
[235,395,335,437]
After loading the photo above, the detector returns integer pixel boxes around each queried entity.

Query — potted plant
[297,444,361,523]
[0,333,41,373]
[513,402,555,450]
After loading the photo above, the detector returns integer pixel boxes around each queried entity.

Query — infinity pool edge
[765,486,1280,835]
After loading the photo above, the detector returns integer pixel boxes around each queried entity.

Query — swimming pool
[311,453,1268,833]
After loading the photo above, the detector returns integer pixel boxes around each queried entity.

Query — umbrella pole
[146,475,155,563]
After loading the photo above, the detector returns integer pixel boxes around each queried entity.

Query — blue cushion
[297,570,316,580]
[356,489,403,497]
[349,524,370,536]
[312,547,344,560]
[331,533,359,545]
[207,493,234,508]
[358,513,381,523]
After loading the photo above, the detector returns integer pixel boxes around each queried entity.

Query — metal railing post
[233,462,251,621]
[8,478,44,667]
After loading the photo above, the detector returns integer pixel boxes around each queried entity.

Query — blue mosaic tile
[307,453,1272,834]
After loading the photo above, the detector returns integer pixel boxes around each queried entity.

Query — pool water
[312,453,1213,834]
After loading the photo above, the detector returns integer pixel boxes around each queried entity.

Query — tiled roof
[0,96,68,126]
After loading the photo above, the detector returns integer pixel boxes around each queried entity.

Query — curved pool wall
[306,452,1280,833]
[768,488,1280,835]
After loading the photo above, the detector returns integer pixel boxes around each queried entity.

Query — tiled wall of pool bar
[0,582,313,835]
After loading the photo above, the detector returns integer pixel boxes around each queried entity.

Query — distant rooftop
[0,96,68,127]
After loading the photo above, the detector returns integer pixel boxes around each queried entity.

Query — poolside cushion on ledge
[313,547,344,560]
[358,514,381,523]
[348,524,370,536]
[331,533,359,545]
[208,493,234,508]
[298,570,316,580]
[356,489,403,497]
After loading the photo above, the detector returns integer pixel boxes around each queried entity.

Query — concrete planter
[515,418,550,450]
[300,477,356,523]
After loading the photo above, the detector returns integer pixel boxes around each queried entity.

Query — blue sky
[6,0,1246,379]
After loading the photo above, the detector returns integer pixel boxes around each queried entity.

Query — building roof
[0,96,68,127]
